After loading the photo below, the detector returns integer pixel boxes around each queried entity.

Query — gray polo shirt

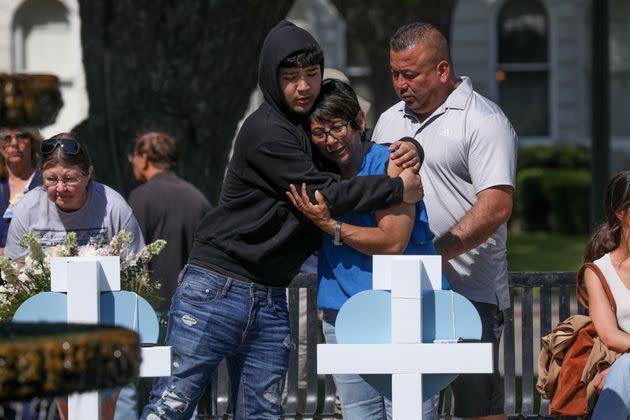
[372,76,517,309]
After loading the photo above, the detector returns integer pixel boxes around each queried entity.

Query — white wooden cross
[50,257,172,420]
[317,255,494,419]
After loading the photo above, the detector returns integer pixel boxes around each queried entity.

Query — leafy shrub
[518,145,590,171]
[515,168,590,234]
[544,170,591,234]
[516,168,550,231]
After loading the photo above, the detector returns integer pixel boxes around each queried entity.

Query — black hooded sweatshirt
[188,21,404,287]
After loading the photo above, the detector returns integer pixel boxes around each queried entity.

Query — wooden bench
[195,271,583,419]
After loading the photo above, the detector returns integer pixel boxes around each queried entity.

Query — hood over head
[258,20,323,118]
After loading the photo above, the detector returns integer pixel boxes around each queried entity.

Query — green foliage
[545,170,591,234]
[518,144,590,171]
[515,144,591,234]
[121,239,166,303]
[515,168,591,234]
[516,168,550,231]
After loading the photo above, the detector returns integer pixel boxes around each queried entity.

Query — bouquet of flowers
[0,230,166,320]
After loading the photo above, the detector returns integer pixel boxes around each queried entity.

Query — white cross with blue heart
[317,255,494,419]
[14,257,171,420]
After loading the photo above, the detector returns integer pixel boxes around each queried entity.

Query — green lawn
[507,231,590,272]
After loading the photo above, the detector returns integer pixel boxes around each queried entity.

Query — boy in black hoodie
[141,21,422,420]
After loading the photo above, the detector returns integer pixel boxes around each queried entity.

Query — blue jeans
[592,352,630,420]
[115,383,138,420]
[321,310,438,420]
[141,265,293,420]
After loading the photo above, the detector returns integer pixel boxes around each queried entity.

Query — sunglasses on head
[41,138,81,156]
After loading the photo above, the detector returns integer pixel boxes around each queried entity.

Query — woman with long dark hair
[583,170,630,419]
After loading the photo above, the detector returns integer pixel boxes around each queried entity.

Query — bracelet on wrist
[333,221,343,246]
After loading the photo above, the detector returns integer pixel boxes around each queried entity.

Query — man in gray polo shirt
[372,22,517,420]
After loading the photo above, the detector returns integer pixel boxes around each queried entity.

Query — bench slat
[303,286,319,417]
[284,287,300,417]
[503,289,517,417]
[521,287,535,416]
[539,284,552,417]
[215,359,230,416]
[559,284,572,322]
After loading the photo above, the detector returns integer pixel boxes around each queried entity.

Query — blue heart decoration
[13,291,159,344]
[334,289,482,401]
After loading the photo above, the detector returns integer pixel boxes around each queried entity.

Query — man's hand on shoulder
[389,140,421,172]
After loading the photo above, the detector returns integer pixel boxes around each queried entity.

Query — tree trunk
[330,0,456,118]
[74,1,294,204]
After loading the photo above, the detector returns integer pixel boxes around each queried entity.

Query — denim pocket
[179,272,221,305]
[270,294,290,321]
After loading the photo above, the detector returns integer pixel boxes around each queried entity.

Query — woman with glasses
[286,78,443,420]
[0,127,42,255]
[5,131,144,258]
[4,132,144,419]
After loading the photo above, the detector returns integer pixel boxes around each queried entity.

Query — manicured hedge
[518,145,590,171]
[516,168,550,231]
[516,168,590,234]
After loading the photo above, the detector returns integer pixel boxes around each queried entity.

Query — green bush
[518,145,590,171]
[516,168,550,231]
[544,170,591,234]
[515,168,590,234]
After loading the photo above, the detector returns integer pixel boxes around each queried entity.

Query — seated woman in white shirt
[582,170,630,419]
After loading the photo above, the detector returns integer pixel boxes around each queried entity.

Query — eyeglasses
[310,121,352,142]
[43,175,84,187]
[1,132,30,146]
[41,138,81,156]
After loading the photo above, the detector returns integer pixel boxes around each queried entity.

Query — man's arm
[247,129,421,216]
[383,136,423,171]
[286,158,416,255]
[434,185,513,261]
[435,109,517,262]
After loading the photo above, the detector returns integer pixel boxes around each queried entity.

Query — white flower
[46,245,65,257]
[0,230,166,320]
[24,255,35,270]
[79,245,99,257]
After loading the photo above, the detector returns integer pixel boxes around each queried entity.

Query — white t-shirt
[593,253,630,334]
[5,181,144,259]
[372,77,518,309]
